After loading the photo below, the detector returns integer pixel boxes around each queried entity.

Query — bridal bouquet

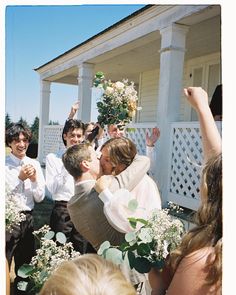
[5,185,26,232]
[93,72,141,127]
[98,206,185,273]
[17,225,79,294]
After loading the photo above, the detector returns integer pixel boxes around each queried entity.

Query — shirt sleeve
[98,188,149,233]
[146,145,156,177]
[98,188,134,233]
[31,160,45,203]
[109,155,150,192]
[5,165,24,193]
[46,153,71,196]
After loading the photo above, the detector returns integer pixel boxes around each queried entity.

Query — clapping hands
[19,164,37,182]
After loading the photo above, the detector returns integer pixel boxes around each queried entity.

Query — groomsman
[5,123,45,294]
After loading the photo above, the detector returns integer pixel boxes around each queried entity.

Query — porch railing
[167,121,222,210]
[41,121,221,211]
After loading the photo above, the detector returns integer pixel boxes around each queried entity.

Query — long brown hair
[101,137,137,169]
[169,153,222,287]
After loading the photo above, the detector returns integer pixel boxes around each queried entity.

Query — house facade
[35,5,222,210]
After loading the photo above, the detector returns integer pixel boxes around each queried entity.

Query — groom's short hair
[62,142,91,179]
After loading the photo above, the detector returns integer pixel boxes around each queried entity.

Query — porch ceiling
[46,5,220,86]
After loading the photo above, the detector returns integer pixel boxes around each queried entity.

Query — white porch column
[77,63,94,122]
[156,24,189,205]
[38,80,51,164]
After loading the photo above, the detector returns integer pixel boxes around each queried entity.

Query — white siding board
[138,69,159,123]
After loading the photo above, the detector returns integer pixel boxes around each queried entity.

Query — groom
[62,142,150,294]
[62,142,150,250]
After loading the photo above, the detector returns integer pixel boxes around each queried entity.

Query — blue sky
[5,4,145,125]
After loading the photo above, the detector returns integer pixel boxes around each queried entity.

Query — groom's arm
[109,155,150,192]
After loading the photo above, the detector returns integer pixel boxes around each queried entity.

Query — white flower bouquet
[93,72,141,127]
[98,207,185,274]
[17,225,79,294]
[5,185,26,232]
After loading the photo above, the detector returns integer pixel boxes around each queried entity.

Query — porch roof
[34,5,220,86]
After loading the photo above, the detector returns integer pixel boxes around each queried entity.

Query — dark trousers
[6,211,35,295]
[50,201,96,254]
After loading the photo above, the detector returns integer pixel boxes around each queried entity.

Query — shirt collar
[9,153,27,166]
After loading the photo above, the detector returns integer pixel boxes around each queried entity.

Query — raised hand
[68,101,80,119]
[183,87,209,113]
[19,164,37,182]
[146,127,160,147]
[94,175,113,194]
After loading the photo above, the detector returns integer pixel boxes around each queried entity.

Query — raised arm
[184,87,222,162]
[68,101,80,120]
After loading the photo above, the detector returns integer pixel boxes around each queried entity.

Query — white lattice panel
[43,125,64,163]
[125,123,157,155]
[167,122,222,210]
[41,121,222,211]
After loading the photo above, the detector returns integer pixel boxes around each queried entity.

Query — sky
[5,4,146,125]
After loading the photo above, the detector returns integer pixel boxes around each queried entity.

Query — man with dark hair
[46,118,95,254]
[5,123,45,294]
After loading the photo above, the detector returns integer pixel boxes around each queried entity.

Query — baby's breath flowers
[5,185,26,232]
[17,225,79,294]
[93,72,141,127]
[98,208,185,274]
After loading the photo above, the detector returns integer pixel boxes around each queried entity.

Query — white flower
[114,81,125,90]
[5,189,26,232]
[93,72,140,126]
[104,86,114,95]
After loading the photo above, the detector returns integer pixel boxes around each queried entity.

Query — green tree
[5,113,11,129]
[48,120,59,125]
[17,117,30,129]
[31,116,39,144]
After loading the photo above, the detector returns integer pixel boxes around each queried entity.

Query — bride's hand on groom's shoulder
[94,175,112,193]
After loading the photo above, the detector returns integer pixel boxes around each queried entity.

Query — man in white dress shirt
[5,123,45,293]
[46,119,95,253]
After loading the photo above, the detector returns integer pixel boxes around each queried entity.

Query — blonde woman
[39,254,136,295]
[149,87,222,295]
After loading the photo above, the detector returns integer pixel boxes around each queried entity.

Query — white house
[35,5,222,212]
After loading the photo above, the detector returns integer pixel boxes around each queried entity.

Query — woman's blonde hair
[39,254,136,295]
[169,153,222,287]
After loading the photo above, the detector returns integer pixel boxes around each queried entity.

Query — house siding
[138,69,159,122]
[137,52,221,123]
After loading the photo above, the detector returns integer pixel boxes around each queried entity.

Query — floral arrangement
[5,185,26,232]
[17,225,79,294]
[93,72,141,127]
[98,205,185,274]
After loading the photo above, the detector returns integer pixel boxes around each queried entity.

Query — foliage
[5,184,26,232]
[98,208,185,274]
[93,71,141,127]
[49,120,59,125]
[30,116,39,144]
[17,225,79,294]
[5,113,12,129]
[17,116,30,129]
